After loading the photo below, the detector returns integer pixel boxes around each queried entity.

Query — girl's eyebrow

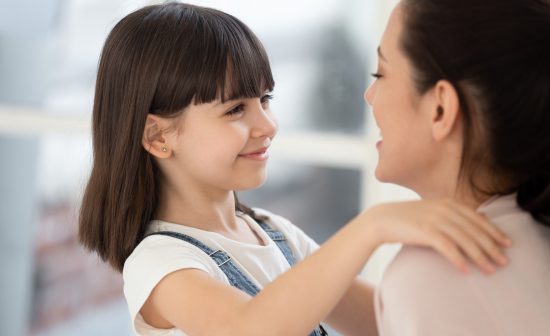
[213,97,238,107]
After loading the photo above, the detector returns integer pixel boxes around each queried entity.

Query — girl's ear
[430,80,461,142]
[142,114,172,158]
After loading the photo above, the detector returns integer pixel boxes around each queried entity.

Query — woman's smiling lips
[376,132,383,149]
[238,147,269,161]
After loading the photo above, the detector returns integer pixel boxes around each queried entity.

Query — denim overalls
[147,221,328,336]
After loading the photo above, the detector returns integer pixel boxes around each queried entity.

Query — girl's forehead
[219,73,272,102]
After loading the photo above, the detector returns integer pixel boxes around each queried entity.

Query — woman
[365,0,550,334]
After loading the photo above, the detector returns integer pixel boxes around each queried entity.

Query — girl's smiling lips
[238,147,269,161]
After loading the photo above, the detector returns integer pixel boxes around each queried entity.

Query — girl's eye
[225,104,245,116]
[225,94,273,116]
[371,73,383,79]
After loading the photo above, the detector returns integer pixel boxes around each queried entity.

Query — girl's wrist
[348,206,385,255]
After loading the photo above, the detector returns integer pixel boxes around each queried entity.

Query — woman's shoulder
[380,245,468,299]
[377,207,550,335]
[380,206,550,301]
[376,245,502,334]
[382,194,550,291]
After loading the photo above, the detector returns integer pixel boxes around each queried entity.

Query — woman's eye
[225,104,245,116]
[370,73,383,79]
[261,93,274,105]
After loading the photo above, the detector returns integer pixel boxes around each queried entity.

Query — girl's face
[364,4,438,191]
[164,93,277,193]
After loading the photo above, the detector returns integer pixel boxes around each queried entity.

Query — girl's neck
[155,184,264,246]
[155,183,239,232]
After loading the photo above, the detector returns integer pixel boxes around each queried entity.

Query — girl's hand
[360,199,512,275]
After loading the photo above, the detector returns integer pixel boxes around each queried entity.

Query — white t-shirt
[123,209,319,336]
[375,194,550,336]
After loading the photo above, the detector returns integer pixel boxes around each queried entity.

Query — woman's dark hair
[79,2,274,272]
[400,0,550,226]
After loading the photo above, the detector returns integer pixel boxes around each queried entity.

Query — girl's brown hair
[79,2,274,272]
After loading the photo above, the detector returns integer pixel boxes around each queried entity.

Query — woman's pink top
[375,194,550,335]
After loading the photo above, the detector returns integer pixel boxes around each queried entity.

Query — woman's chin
[374,165,401,185]
[374,165,388,182]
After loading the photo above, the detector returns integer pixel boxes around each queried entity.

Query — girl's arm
[324,277,377,336]
[142,199,510,336]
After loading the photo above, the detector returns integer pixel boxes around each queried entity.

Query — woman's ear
[142,114,172,158]
[430,80,461,141]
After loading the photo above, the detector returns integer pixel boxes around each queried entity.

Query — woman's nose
[364,83,375,106]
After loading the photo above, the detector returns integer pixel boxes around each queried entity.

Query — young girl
[79,3,511,335]
[366,0,550,334]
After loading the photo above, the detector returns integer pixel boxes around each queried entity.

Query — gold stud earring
[161,147,167,152]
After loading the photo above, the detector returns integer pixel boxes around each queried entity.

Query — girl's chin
[234,175,267,191]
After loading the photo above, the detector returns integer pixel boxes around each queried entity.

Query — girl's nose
[252,106,278,139]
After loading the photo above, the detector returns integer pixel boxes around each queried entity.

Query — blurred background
[0,0,417,335]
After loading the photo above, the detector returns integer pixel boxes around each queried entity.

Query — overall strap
[146,226,328,336]
[145,231,261,297]
[257,221,328,336]
[256,221,297,266]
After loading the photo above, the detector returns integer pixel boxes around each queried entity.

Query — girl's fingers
[437,222,496,275]
[478,215,512,247]
[447,204,510,266]
[374,199,512,275]
[430,234,469,274]
[458,219,508,267]
[451,202,512,247]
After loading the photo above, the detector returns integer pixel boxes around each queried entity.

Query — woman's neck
[416,177,492,210]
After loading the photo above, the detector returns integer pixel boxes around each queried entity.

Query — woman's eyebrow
[377,46,388,62]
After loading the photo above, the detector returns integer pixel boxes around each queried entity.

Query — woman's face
[364,4,439,191]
